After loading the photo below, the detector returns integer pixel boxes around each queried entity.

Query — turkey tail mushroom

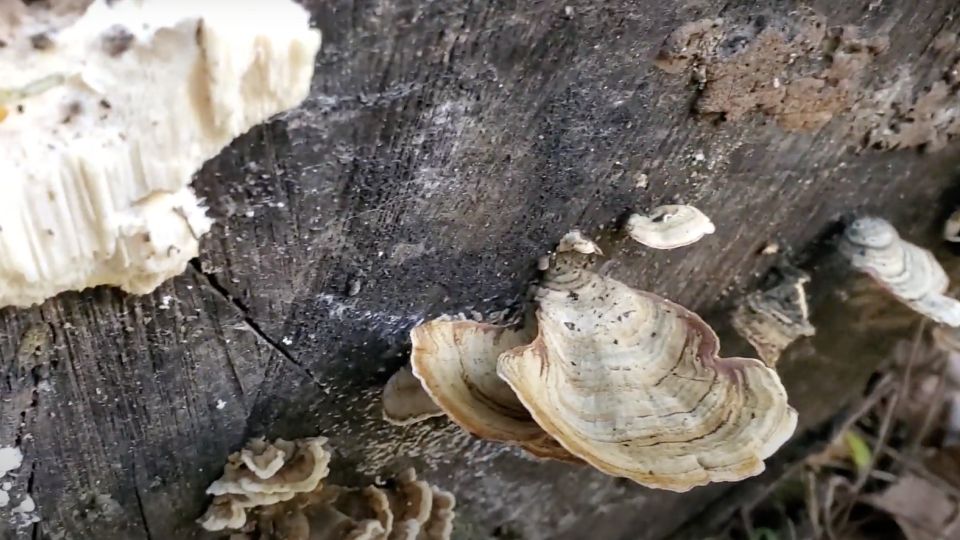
[409,320,577,461]
[944,210,960,243]
[840,216,960,327]
[497,269,797,492]
[199,437,332,532]
[200,438,457,539]
[557,230,604,255]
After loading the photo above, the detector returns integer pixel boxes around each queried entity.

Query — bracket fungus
[945,210,960,243]
[402,259,797,491]
[0,0,321,307]
[497,269,797,491]
[731,269,816,366]
[557,230,604,255]
[382,366,444,426]
[409,320,576,461]
[625,205,716,249]
[201,438,456,539]
[200,437,332,532]
[393,230,795,490]
[841,217,960,327]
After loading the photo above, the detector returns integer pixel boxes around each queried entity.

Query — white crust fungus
[0,0,321,307]
[0,446,23,478]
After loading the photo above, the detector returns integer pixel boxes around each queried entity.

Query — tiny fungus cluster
[0,0,320,307]
[200,436,456,540]
[732,269,816,367]
[384,205,799,492]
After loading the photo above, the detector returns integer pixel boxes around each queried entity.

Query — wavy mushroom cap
[410,319,577,461]
[497,269,797,492]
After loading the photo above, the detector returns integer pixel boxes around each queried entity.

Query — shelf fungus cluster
[732,269,816,366]
[392,263,797,491]
[625,205,715,249]
[0,0,321,307]
[841,217,960,327]
[199,436,456,539]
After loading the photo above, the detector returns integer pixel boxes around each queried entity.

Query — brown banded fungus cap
[199,437,332,532]
[497,268,798,492]
[841,216,960,327]
[409,320,576,461]
[201,438,456,539]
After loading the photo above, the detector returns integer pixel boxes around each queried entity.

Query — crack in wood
[189,261,325,389]
[130,462,154,540]
[28,464,38,540]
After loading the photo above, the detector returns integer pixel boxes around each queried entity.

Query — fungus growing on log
[841,217,960,326]
[557,230,604,255]
[200,438,456,539]
[498,268,797,492]
[625,205,716,249]
[199,437,332,532]
[0,0,321,307]
[732,269,816,366]
[410,320,577,461]
[402,247,796,491]
[382,366,444,426]
[944,210,960,243]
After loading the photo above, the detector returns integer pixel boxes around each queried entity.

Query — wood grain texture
[2,0,960,539]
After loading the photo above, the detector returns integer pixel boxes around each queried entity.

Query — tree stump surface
[2,1,960,539]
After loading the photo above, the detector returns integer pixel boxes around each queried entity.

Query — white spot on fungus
[0,447,23,478]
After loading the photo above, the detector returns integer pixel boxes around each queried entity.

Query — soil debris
[656,12,886,132]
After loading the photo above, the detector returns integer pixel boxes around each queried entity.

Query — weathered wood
[2,1,960,539]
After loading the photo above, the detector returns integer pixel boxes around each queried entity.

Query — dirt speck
[101,24,134,57]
